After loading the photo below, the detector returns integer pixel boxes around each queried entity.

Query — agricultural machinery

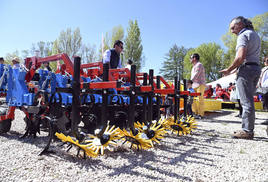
[0,53,200,158]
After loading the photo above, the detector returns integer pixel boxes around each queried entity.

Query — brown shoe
[232,130,254,140]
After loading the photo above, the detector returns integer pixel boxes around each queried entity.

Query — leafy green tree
[111,25,124,47]
[99,25,124,60]
[124,20,143,71]
[159,44,187,80]
[4,50,20,64]
[222,12,268,65]
[81,44,97,63]
[183,42,225,82]
[46,39,60,71]
[101,32,111,56]
[51,39,60,55]
[251,12,268,62]
[56,27,82,58]
[46,28,82,71]
[30,41,53,57]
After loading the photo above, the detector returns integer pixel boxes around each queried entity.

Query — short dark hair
[191,53,200,60]
[113,40,123,48]
[0,57,4,61]
[187,80,193,84]
[127,59,133,65]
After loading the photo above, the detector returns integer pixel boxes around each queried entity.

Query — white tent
[207,73,236,89]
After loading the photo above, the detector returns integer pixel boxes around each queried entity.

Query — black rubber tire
[0,119,12,134]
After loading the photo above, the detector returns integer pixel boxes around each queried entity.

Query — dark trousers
[237,99,242,116]
[262,92,268,110]
[187,103,193,116]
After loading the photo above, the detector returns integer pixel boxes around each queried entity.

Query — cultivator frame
[0,53,199,158]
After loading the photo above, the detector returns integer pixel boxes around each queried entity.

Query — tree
[124,20,143,72]
[4,50,20,64]
[111,25,124,47]
[159,44,187,80]
[251,12,268,61]
[183,42,225,82]
[21,50,30,59]
[222,12,268,65]
[101,32,111,57]
[30,41,53,57]
[98,25,124,60]
[56,27,82,58]
[51,39,61,55]
[80,44,97,64]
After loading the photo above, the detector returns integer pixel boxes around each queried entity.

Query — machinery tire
[0,119,12,134]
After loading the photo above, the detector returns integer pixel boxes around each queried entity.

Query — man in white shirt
[102,40,123,69]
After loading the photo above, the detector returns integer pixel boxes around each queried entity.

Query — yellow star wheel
[157,117,172,130]
[84,125,122,155]
[164,116,189,136]
[119,128,153,150]
[181,115,198,134]
[55,132,98,158]
[134,121,167,146]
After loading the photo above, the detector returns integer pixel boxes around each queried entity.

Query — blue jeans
[237,64,261,133]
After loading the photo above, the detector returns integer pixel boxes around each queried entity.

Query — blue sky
[0,0,267,74]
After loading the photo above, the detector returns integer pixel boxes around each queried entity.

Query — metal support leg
[98,63,109,137]
[156,76,161,121]
[129,65,137,134]
[71,56,81,140]
[148,69,154,123]
[183,79,187,117]
[174,76,178,123]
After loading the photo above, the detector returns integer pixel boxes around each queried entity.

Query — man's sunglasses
[116,44,123,49]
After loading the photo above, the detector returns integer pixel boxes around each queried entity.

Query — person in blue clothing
[187,80,195,116]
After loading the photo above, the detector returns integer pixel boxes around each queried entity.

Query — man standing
[102,40,124,69]
[190,53,206,118]
[220,16,261,139]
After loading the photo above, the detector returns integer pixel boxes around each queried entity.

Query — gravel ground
[0,109,268,182]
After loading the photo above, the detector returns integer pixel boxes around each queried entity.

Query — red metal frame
[23,53,200,98]
[190,93,201,97]
[25,53,74,82]
[82,81,120,89]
